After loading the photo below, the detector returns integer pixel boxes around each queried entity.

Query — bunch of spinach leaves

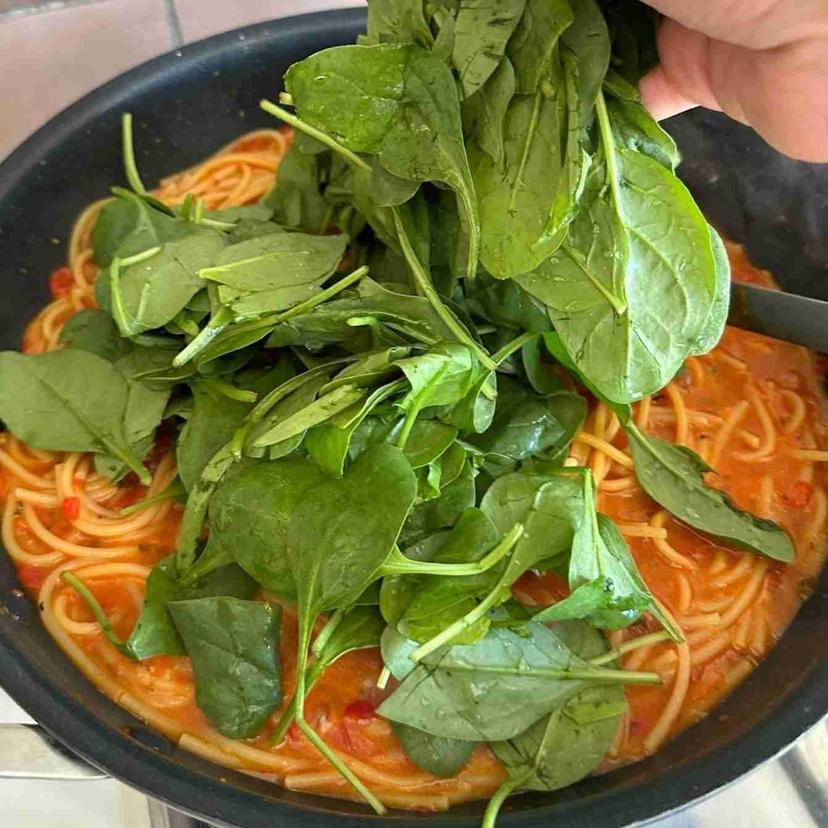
[0,1,799,824]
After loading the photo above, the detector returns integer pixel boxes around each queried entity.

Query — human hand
[638,0,828,162]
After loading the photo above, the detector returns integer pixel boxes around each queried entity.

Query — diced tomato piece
[61,496,81,521]
[17,565,49,590]
[784,481,813,509]
[49,266,74,299]
[343,699,376,721]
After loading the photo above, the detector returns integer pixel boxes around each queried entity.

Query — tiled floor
[0,0,365,159]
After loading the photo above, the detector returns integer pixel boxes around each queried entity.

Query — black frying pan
[0,9,826,828]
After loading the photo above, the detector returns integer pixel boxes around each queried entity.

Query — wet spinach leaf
[483,622,625,828]
[108,232,227,335]
[392,723,478,778]
[467,377,585,475]
[532,471,681,639]
[517,118,718,403]
[285,43,479,278]
[59,309,130,361]
[377,620,641,741]
[206,458,329,599]
[176,384,251,491]
[170,597,281,738]
[617,408,796,562]
[92,189,192,268]
[0,349,151,483]
[480,470,583,573]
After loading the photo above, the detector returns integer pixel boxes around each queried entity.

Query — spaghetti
[2,133,827,811]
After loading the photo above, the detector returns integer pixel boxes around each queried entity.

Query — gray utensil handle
[0,724,106,779]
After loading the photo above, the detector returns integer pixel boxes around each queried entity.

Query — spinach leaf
[690,225,730,356]
[521,336,565,395]
[58,309,130,361]
[203,204,275,224]
[249,384,365,452]
[96,349,172,481]
[92,190,192,268]
[395,343,477,447]
[480,470,584,573]
[206,458,328,599]
[447,0,526,98]
[483,622,625,828]
[108,232,227,335]
[507,0,574,93]
[62,555,257,659]
[561,0,611,126]
[532,471,681,639]
[264,278,457,351]
[467,377,585,475]
[377,620,646,741]
[395,507,500,644]
[306,381,404,476]
[169,597,281,738]
[270,606,385,744]
[465,273,552,333]
[402,420,458,469]
[285,43,479,278]
[364,0,433,47]
[401,460,476,544]
[323,347,407,392]
[285,444,416,811]
[287,443,417,639]
[312,606,385,672]
[601,0,659,84]
[470,61,568,278]
[176,384,250,491]
[127,558,257,659]
[517,113,718,402]
[0,350,150,483]
[617,409,796,562]
[604,83,679,171]
[392,723,477,778]
[462,57,516,167]
[262,142,330,233]
[201,231,346,293]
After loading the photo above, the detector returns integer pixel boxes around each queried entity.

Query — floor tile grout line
[162,0,182,47]
[0,0,107,26]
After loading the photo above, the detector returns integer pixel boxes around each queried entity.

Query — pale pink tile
[0,0,172,159]
[175,0,365,44]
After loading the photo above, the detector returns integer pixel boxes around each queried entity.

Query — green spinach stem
[293,617,386,814]
[118,478,183,516]
[61,572,129,654]
[490,332,537,365]
[482,777,523,828]
[203,377,257,404]
[173,307,233,367]
[409,524,525,661]
[121,113,147,196]
[392,208,496,371]
[380,535,515,578]
[376,666,391,690]
[260,100,371,172]
[311,609,343,658]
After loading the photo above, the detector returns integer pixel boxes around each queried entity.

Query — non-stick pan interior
[0,9,826,828]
